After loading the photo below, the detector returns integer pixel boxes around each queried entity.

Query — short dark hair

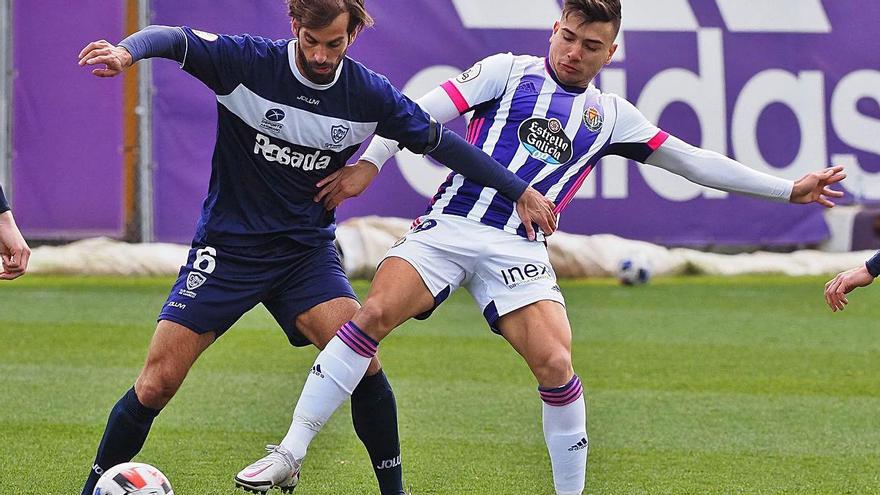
[286,0,374,36]
[562,0,622,36]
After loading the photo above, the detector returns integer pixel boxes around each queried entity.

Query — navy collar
[544,59,588,94]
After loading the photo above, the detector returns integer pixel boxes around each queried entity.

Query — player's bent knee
[534,350,574,388]
[135,369,183,409]
[353,302,395,339]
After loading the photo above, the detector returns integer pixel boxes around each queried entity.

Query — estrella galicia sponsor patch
[192,29,219,42]
[583,106,603,132]
[455,63,482,83]
[517,117,573,165]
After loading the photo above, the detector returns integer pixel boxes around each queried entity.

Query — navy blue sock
[351,370,405,495]
[81,387,161,495]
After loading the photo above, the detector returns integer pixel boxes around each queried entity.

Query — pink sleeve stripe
[468,117,486,144]
[441,80,470,114]
[647,130,670,150]
[554,163,597,215]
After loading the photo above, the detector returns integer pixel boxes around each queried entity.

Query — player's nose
[313,48,327,64]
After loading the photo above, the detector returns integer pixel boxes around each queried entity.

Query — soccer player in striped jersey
[241,1,845,494]
[75,1,556,494]
[0,184,30,280]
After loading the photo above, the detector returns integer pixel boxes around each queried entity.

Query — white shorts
[383,214,565,333]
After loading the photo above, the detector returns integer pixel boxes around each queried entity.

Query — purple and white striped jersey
[367,53,667,239]
[361,52,793,239]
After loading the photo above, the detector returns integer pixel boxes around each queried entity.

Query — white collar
[287,40,344,90]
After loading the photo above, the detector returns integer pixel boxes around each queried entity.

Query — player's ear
[291,19,301,38]
[550,20,560,42]
[605,44,618,65]
[348,29,359,46]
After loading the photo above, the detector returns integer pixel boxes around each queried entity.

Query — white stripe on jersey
[543,95,616,204]
[503,88,592,232]
[416,53,670,239]
[470,61,557,224]
[216,84,377,150]
[430,58,531,214]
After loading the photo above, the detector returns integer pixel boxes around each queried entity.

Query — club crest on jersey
[331,124,350,144]
[455,63,482,83]
[178,271,207,298]
[583,106,603,132]
[186,272,207,291]
[517,117,573,165]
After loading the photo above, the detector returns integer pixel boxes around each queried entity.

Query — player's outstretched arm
[0,186,29,280]
[78,25,186,77]
[824,252,879,311]
[645,135,845,205]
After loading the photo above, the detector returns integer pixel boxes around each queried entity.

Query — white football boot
[234,444,301,493]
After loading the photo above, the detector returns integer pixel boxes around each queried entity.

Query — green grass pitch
[2,275,878,494]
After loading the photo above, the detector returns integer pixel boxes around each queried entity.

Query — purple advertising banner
[149,0,880,245]
[13,0,125,238]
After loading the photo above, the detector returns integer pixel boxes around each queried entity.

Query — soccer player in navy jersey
[0,184,30,280]
[825,251,880,311]
[249,1,847,494]
[75,0,557,493]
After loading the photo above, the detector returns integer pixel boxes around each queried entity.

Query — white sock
[280,324,377,459]
[540,375,587,495]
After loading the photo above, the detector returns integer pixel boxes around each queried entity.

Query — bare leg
[82,321,214,495]
[353,257,437,341]
[497,301,587,495]
[281,257,434,460]
[135,320,216,408]
[497,300,573,388]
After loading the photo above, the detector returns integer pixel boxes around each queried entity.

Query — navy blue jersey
[0,183,9,214]
[176,27,435,247]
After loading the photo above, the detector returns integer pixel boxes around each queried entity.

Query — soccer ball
[617,255,652,286]
[94,462,174,495]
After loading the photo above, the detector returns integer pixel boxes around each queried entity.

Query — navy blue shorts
[158,240,357,347]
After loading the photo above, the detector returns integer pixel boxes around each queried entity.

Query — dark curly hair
[286,0,374,36]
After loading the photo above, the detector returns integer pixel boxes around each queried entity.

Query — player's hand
[824,264,874,312]
[0,211,30,280]
[789,165,846,207]
[515,187,557,241]
[78,40,133,77]
[314,160,379,210]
